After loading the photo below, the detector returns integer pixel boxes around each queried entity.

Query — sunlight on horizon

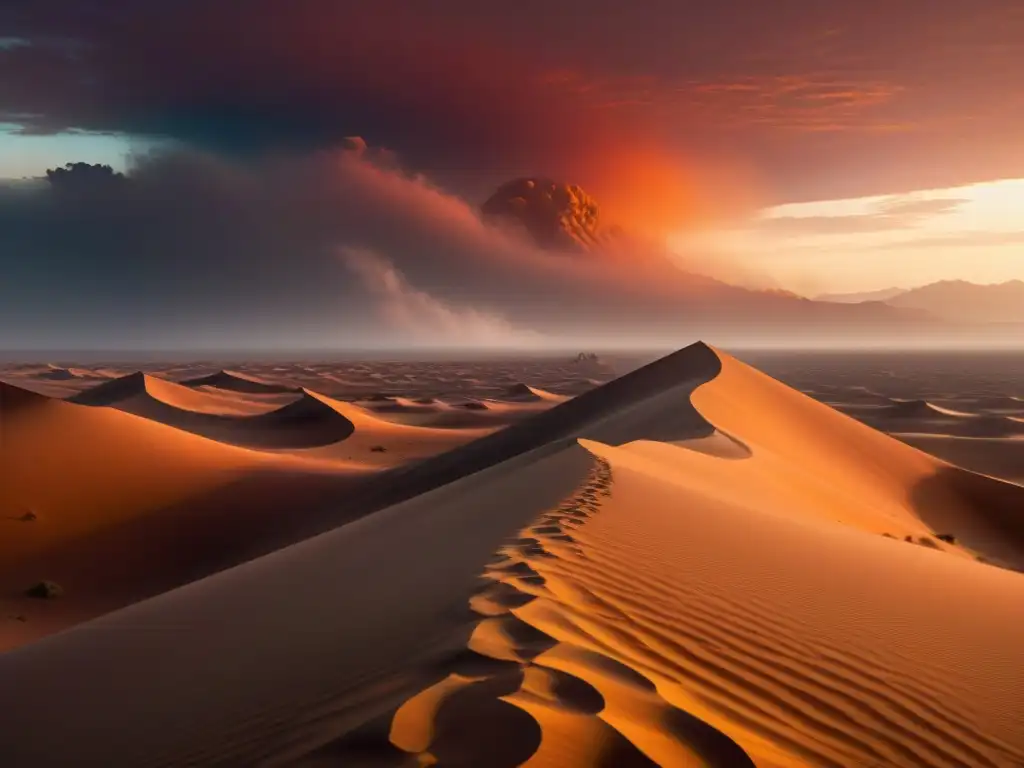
[687,178,1024,295]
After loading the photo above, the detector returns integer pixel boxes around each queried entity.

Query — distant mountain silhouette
[476,178,1022,341]
[885,280,1024,323]
[815,280,1024,325]
[815,287,908,303]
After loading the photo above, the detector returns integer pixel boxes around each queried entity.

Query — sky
[0,124,139,178]
[677,178,1024,294]
[0,1,1022,348]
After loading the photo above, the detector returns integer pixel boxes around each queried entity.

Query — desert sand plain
[0,344,1022,767]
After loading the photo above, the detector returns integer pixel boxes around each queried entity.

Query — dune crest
[178,369,301,394]
[881,399,978,418]
[70,374,355,449]
[500,382,568,403]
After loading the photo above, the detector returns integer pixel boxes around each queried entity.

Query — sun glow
[692,178,1024,294]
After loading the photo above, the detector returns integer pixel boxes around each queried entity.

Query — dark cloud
[0,145,768,349]
[0,144,927,350]
[2,1,1023,201]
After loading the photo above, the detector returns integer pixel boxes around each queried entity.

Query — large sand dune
[70,373,354,448]
[0,380,377,649]
[0,343,1021,766]
[178,369,303,394]
[65,372,495,459]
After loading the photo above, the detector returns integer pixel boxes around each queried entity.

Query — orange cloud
[546,71,908,135]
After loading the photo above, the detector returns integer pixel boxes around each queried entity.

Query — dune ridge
[0,379,373,649]
[501,382,568,403]
[382,456,757,767]
[69,373,355,449]
[0,343,1022,766]
[881,399,978,418]
[69,371,292,415]
[856,398,1024,439]
[178,369,302,394]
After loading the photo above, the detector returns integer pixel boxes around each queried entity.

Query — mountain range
[478,179,1021,342]
[816,280,1024,324]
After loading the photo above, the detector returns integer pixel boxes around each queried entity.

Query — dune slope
[0,344,1022,767]
[178,369,302,394]
[70,374,354,449]
[0,381,366,649]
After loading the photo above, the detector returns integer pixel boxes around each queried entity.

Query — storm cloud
[3,1,1024,202]
[0,145,751,349]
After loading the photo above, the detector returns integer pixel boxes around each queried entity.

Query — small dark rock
[19,510,38,522]
[935,533,957,544]
[369,445,387,453]
[25,580,63,599]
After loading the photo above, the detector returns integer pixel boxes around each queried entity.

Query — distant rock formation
[481,178,618,251]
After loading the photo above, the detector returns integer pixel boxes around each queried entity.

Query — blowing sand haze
[0,343,1021,767]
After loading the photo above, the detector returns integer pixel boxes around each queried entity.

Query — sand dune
[70,373,355,449]
[964,395,1024,414]
[70,371,292,415]
[273,390,496,466]
[33,364,105,381]
[179,369,302,394]
[0,380,378,649]
[855,398,1024,439]
[0,343,1022,767]
[0,380,259,544]
[501,383,569,403]
[880,399,978,419]
[64,371,491,463]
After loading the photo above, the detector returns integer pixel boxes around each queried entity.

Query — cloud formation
[3,1,1023,202]
[341,247,543,347]
[753,196,968,236]
[0,143,764,348]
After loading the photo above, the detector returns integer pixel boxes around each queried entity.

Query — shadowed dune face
[71,374,356,449]
[0,378,382,650]
[178,369,302,394]
[690,351,1024,570]
[0,370,512,649]
[0,380,51,415]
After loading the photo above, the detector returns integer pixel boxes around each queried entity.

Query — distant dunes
[178,369,301,394]
[70,373,353,449]
[502,383,567,402]
[865,398,1024,438]
[880,399,978,419]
